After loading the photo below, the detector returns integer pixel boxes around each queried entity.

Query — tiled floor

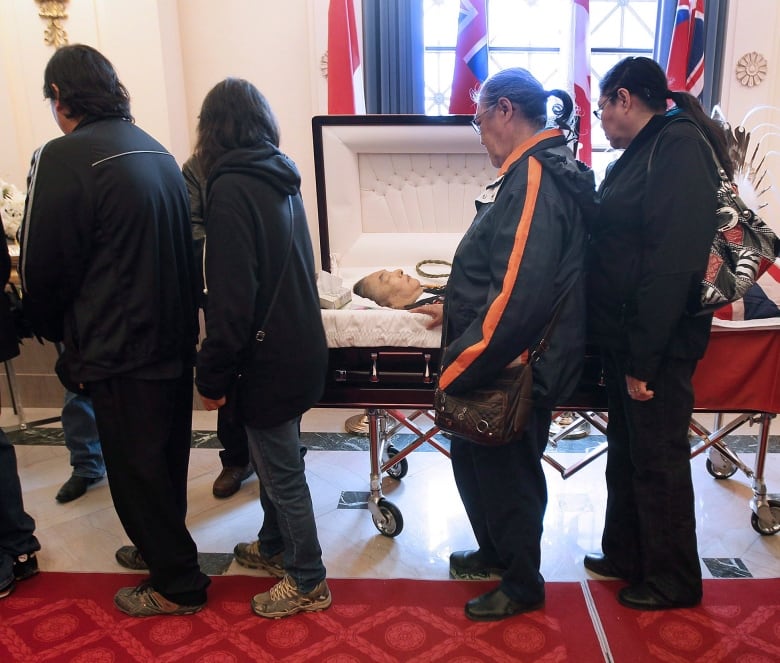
[5,407,780,583]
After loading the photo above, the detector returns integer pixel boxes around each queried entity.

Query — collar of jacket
[497,128,565,177]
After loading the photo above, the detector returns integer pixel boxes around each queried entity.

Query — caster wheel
[385,445,409,480]
[706,457,737,479]
[372,498,404,537]
[750,499,780,536]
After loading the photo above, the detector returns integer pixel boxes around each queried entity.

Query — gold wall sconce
[35,1,70,48]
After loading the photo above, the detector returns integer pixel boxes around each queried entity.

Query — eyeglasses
[593,97,613,120]
[471,105,495,134]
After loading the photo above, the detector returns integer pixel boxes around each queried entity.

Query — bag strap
[527,281,575,364]
[254,196,295,342]
[648,116,730,187]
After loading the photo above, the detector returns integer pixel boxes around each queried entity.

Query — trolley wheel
[385,445,409,480]
[706,457,737,479]
[750,499,780,536]
[372,498,404,537]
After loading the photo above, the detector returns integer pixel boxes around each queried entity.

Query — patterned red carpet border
[588,578,780,663]
[1,573,779,662]
[0,573,603,662]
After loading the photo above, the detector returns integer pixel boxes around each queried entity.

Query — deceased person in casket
[353,269,445,310]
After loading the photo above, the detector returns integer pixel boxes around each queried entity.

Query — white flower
[1,180,25,241]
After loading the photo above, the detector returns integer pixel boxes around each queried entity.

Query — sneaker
[450,550,507,580]
[251,575,331,618]
[233,541,285,577]
[0,578,14,599]
[13,553,39,581]
[114,582,205,617]
[115,546,148,570]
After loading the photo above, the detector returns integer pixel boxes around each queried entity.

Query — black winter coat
[195,143,327,428]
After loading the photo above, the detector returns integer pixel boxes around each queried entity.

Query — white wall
[2,0,780,254]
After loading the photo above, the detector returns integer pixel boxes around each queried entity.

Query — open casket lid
[312,115,496,274]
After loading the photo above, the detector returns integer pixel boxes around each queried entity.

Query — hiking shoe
[450,550,507,579]
[251,575,331,618]
[233,540,284,577]
[13,552,39,581]
[114,582,205,617]
[115,546,148,570]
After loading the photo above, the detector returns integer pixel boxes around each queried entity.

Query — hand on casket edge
[411,303,444,329]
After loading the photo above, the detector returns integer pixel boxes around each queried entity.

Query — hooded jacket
[19,117,198,383]
[195,142,327,427]
[438,128,596,409]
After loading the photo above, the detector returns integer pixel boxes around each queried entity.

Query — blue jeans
[246,417,326,593]
[0,428,40,588]
[62,391,104,479]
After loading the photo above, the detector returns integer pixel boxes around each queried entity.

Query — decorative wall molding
[735,51,768,88]
[35,0,70,48]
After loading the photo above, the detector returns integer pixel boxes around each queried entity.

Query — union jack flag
[449,0,488,114]
[665,0,705,96]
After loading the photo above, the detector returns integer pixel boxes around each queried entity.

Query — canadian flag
[570,0,591,164]
[328,0,366,114]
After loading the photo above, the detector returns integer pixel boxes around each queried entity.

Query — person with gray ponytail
[586,56,727,610]
[438,67,597,621]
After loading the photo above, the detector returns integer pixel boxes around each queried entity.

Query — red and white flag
[328,0,365,114]
[665,0,705,95]
[449,0,488,114]
[570,0,591,164]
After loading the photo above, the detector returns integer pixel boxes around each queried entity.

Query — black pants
[450,408,551,605]
[600,350,702,602]
[217,398,249,468]
[90,373,210,605]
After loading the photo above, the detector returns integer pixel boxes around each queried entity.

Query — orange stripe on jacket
[439,156,543,391]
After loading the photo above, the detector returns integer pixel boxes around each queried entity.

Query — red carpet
[0,573,604,662]
[588,578,780,663]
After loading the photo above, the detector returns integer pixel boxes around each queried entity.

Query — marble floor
[4,407,780,584]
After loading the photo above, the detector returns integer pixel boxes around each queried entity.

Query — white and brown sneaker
[233,540,284,577]
[251,574,331,619]
[114,582,205,617]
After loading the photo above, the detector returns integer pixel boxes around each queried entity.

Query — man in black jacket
[19,44,209,616]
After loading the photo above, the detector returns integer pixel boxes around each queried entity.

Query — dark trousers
[600,350,702,602]
[90,373,210,605]
[217,399,249,468]
[0,429,39,588]
[450,408,551,605]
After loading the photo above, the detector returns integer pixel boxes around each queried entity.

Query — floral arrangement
[1,179,25,241]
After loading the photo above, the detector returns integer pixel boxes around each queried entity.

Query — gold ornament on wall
[735,52,768,88]
[35,0,70,48]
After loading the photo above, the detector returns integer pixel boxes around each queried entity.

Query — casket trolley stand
[312,114,779,538]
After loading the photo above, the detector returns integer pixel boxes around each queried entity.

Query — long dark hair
[600,56,733,179]
[195,78,280,177]
[43,44,132,122]
[473,67,577,141]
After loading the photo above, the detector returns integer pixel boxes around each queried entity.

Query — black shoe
[212,464,253,498]
[115,546,148,570]
[56,475,102,503]
[13,552,39,581]
[583,553,626,580]
[465,587,544,621]
[449,550,507,579]
[617,584,701,611]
